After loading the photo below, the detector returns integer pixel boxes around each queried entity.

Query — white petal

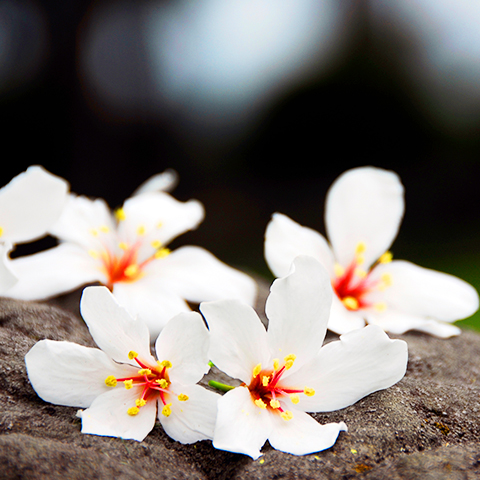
[371,260,479,322]
[112,278,191,339]
[154,312,210,385]
[201,299,270,384]
[325,167,404,269]
[366,309,462,338]
[131,169,179,196]
[287,325,408,412]
[79,386,157,441]
[327,295,366,334]
[153,246,257,306]
[0,242,18,292]
[264,213,335,278]
[80,286,155,365]
[159,383,220,444]
[213,386,272,459]
[266,256,332,373]
[25,339,128,408]
[119,192,204,247]
[6,243,104,300]
[0,166,68,244]
[269,411,347,456]
[49,194,116,251]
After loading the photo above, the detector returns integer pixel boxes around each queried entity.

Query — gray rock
[1,279,480,479]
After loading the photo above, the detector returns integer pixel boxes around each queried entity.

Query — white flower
[265,166,479,338]
[8,172,257,337]
[25,285,220,443]
[201,255,408,459]
[0,165,68,292]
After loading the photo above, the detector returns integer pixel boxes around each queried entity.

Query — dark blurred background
[1,0,480,328]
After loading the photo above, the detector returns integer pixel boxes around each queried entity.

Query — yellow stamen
[379,251,393,264]
[342,296,359,311]
[290,394,300,404]
[380,273,393,288]
[162,403,172,417]
[355,268,367,279]
[273,359,280,371]
[124,264,139,277]
[89,228,98,237]
[178,393,189,401]
[127,407,139,416]
[254,398,267,409]
[280,410,293,421]
[156,378,169,389]
[270,399,280,409]
[151,240,162,249]
[105,375,117,387]
[154,248,170,259]
[88,249,98,259]
[156,221,163,229]
[137,225,146,236]
[115,208,126,221]
[252,363,262,378]
[159,360,172,369]
[284,353,296,370]
[124,379,133,390]
[136,398,147,407]
[0,227,3,237]
[99,225,110,233]
[374,302,387,312]
[138,369,151,376]
[128,351,138,360]
[262,376,270,387]
[334,263,345,278]
[355,242,366,255]
[118,242,129,250]
[304,387,315,397]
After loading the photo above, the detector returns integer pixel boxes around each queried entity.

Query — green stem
[208,380,235,392]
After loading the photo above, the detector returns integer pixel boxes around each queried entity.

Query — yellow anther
[355,268,367,279]
[262,376,270,387]
[155,378,169,389]
[379,251,393,264]
[124,379,133,390]
[162,403,172,417]
[154,248,170,259]
[290,394,300,404]
[273,359,280,371]
[138,369,151,376]
[99,225,110,233]
[374,302,387,312]
[270,399,280,409]
[124,264,139,277]
[151,240,162,249]
[127,407,139,416]
[342,296,359,311]
[355,242,366,255]
[254,398,267,409]
[284,354,296,363]
[137,225,146,236]
[334,263,345,278]
[178,393,189,401]
[0,227,3,238]
[90,228,98,237]
[159,360,172,369]
[105,375,117,387]
[128,351,138,360]
[380,273,393,288]
[156,221,163,229]
[136,398,147,407]
[252,364,262,378]
[304,387,315,397]
[88,249,99,259]
[280,410,293,421]
[118,242,129,251]
[115,208,126,221]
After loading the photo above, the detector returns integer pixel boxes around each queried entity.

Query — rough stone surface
[1,278,480,479]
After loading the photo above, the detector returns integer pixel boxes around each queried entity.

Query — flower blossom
[265,166,479,338]
[8,171,257,337]
[0,165,68,292]
[25,285,220,442]
[201,255,408,459]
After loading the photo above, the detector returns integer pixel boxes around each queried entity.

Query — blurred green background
[1,1,479,330]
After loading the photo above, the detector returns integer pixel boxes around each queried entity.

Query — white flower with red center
[0,166,68,292]
[8,173,257,337]
[265,166,479,338]
[201,255,408,459]
[25,286,220,443]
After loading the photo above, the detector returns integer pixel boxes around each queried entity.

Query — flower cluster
[0,165,475,459]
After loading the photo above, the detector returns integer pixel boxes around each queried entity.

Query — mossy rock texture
[1,278,480,479]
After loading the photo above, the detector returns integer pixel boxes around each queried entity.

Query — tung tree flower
[8,172,257,337]
[0,165,68,292]
[201,255,408,459]
[265,166,479,338]
[25,286,220,442]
